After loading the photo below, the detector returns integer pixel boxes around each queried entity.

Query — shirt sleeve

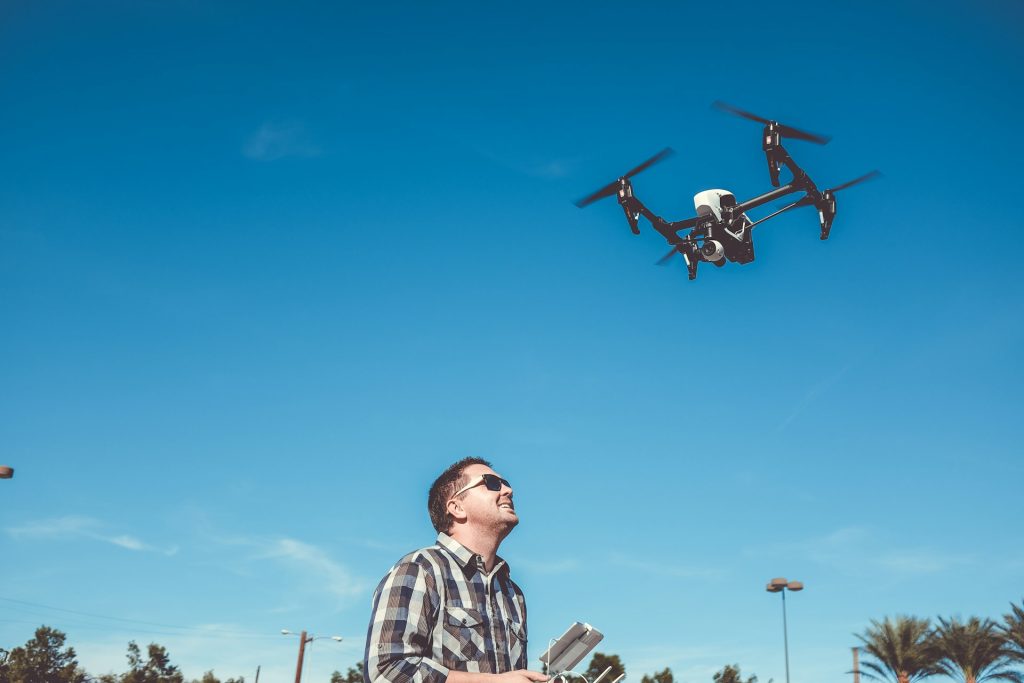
[365,559,450,683]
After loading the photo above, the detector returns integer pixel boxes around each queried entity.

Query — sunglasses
[451,473,512,498]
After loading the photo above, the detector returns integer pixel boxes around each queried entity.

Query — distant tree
[584,653,626,683]
[331,662,364,683]
[0,626,87,683]
[188,672,244,683]
[855,616,941,683]
[932,616,1021,683]
[713,664,757,683]
[1001,600,1024,663]
[640,668,673,683]
[121,641,184,683]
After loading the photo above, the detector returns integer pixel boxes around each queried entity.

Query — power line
[0,596,281,640]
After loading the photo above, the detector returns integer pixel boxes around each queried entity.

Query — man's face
[453,463,518,535]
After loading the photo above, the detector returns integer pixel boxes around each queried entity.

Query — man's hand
[448,670,549,683]
[495,671,549,683]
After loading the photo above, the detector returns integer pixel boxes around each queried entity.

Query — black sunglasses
[451,473,512,497]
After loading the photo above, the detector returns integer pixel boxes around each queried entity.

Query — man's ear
[447,498,468,524]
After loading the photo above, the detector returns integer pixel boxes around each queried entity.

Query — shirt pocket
[442,604,487,668]
[507,617,526,644]
[507,618,527,669]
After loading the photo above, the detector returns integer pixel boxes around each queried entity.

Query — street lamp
[766,577,803,683]
[0,466,13,479]
[281,629,343,683]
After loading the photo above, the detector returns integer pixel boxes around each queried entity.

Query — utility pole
[852,647,860,683]
[293,630,312,683]
[282,628,342,683]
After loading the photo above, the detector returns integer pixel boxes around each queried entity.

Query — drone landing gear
[617,180,641,235]
[763,123,783,187]
[816,190,836,240]
[685,251,699,280]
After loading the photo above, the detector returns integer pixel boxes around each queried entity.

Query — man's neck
[449,527,505,573]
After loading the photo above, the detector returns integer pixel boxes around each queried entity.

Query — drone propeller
[829,169,882,192]
[798,168,880,205]
[655,236,702,266]
[711,101,832,145]
[574,147,675,208]
[790,170,883,207]
[656,247,680,266]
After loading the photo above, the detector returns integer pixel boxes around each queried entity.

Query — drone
[574,101,880,280]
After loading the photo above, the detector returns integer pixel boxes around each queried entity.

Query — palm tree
[1002,600,1024,663]
[932,616,1022,683]
[855,616,942,683]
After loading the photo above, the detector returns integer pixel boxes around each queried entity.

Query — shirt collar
[436,532,508,577]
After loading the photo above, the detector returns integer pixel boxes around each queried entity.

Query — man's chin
[495,514,519,535]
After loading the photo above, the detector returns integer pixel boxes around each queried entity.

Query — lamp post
[281,629,342,683]
[765,577,803,683]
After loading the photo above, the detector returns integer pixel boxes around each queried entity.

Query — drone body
[690,189,754,268]
[575,102,880,280]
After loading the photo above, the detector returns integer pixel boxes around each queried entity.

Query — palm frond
[855,616,941,683]
[1001,600,1024,661]
[934,615,1020,683]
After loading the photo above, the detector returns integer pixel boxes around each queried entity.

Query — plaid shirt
[364,533,528,683]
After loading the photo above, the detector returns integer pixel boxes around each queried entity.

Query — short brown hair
[427,457,491,533]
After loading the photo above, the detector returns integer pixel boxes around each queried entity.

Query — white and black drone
[574,102,880,280]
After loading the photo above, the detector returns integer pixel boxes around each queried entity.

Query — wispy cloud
[242,122,321,161]
[218,534,367,605]
[875,549,973,574]
[777,363,852,431]
[6,515,179,556]
[507,555,581,575]
[256,537,366,600]
[608,553,724,580]
[468,143,578,180]
[623,643,738,679]
[752,526,974,576]
[528,159,574,179]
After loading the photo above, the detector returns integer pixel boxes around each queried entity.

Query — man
[365,458,548,683]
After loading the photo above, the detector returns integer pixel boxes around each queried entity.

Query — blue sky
[2,1,1023,682]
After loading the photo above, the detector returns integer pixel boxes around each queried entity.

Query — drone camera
[701,239,725,262]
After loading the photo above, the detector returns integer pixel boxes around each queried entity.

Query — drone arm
[636,204,696,240]
[735,182,804,214]
[746,198,808,229]
[617,186,695,240]
[763,138,820,193]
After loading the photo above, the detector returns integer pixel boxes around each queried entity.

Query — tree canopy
[332,661,365,683]
[0,627,243,683]
[0,626,86,683]
[856,615,942,683]
[932,616,1022,683]
[640,667,674,683]
[584,653,626,683]
[1002,600,1024,663]
[713,664,758,683]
